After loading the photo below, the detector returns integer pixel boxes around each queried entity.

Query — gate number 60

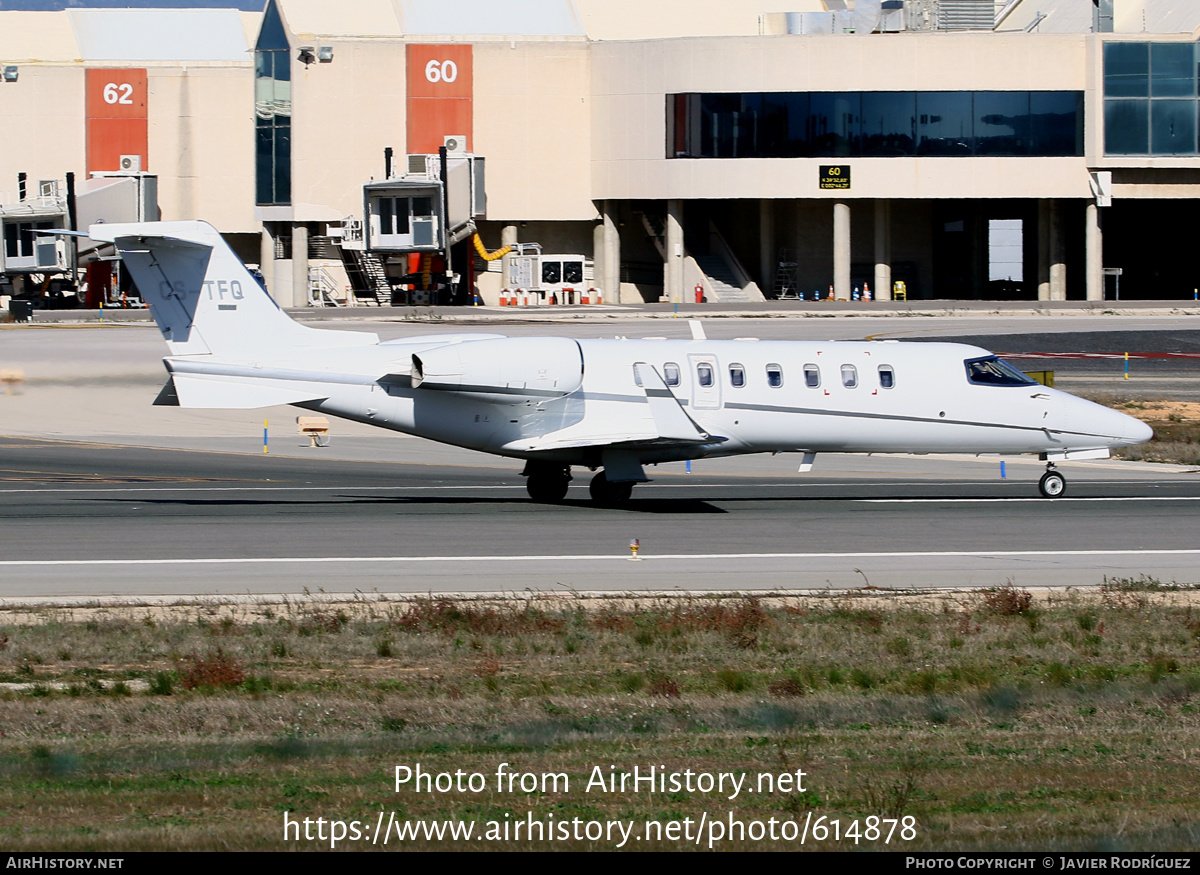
[103,82,134,105]
[424,59,458,84]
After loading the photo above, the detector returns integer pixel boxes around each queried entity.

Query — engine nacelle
[411,337,583,404]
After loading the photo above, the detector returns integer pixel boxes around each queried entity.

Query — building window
[1103,42,1200,156]
[255,0,291,205]
[669,91,1083,159]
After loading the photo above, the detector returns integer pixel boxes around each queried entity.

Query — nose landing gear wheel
[1038,470,1066,498]
[589,470,634,506]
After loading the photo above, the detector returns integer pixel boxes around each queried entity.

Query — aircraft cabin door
[688,353,722,410]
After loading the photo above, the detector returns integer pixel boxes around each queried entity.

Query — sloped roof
[399,0,584,36]
[0,11,78,60]
[68,8,251,61]
[274,0,402,38]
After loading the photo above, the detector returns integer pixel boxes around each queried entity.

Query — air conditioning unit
[443,135,467,154]
[119,155,142,172]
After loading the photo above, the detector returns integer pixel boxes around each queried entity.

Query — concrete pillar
[873,199,891,301]
[259,222,276,301]
[759,199,775,295]
[1037,199,1051,301]
[1086,203,1103,302]
[665,199,684,303]
[833,201,851,300]
[291,222,309,308]
[604,200,621,303]
[592,219,606,298]
[500,224,517,290]
[795,200,808,297]
[1049,199,1066,302]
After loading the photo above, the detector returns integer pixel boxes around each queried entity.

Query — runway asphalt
[2,436,1198,598]
[2,314,1199,600]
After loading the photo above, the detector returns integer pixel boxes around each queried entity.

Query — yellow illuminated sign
[819,165,850,190]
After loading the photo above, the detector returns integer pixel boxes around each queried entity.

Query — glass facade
[1104,41,1200,155]
[255,0,291,205]
[670,91,1083,159]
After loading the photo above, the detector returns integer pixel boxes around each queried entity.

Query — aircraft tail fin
[88,220,376,357]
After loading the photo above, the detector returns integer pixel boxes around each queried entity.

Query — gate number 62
[103,82,134,105]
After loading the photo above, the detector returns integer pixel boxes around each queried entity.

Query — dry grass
[0,588,1198,850]
[1079,394,1200,465]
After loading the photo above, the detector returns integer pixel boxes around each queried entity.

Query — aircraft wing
[504,363,725,453]
[514,434,724,452]
[633,362,711,441]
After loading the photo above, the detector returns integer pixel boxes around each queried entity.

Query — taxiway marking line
[3,549,1200,568]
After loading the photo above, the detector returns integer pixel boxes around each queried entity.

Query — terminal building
[2,0,1199,308]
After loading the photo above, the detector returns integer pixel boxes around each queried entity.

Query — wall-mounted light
[317,46,333,63]
[2,66,17,82]
[297,46,315,67]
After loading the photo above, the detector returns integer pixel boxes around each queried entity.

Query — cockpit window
[965,356,1036,386]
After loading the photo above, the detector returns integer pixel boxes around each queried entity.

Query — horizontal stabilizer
[171,373,327,409]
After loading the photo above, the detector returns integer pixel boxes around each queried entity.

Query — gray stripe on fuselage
[723,401,1118,442]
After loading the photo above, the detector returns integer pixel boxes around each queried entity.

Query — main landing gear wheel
[525,464,571,503]
[1038,469,1066,498]
[589,470,634,506]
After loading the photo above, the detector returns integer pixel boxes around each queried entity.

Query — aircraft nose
[1127,415,1154,445]
[1103,406,1153,445]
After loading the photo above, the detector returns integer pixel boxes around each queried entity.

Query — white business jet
[87,221,1151,504]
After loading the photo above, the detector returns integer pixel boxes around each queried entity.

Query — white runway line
[1,486,1198,499]
[4,548,1200,567]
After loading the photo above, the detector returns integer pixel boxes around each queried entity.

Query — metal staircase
[340,249,391,305]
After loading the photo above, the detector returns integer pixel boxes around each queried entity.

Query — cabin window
[965,355,1036,386]
[729,364,746,388]
[878,364,895,389]
[663,362,681,386]
[766,364,784,388]
[697,363,714,387]
[841,364,858,388]
[803,364,820,388]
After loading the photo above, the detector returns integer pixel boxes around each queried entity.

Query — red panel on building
[406,45,472,154]
[86,69,148,174]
